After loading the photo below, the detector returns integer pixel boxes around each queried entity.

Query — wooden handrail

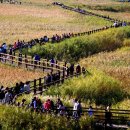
[0,53,68,71]
[0,52,70,68]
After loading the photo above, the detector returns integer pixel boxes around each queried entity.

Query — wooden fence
[11,24,124,52]
[0,52,68,72]
[0,52,86,94]
[53,2,130,25]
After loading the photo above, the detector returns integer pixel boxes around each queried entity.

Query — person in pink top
[13,42,17,49]
[44,99,51,112]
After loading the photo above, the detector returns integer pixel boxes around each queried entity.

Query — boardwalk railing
[1,1,130,53]
[11,24,124,52]
[53,2,130,25]
[0,52,86,94]
[2,70,87,98]
[0,52,68,72]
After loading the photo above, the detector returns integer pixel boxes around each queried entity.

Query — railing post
[18,53,22,66]
[12,52,15,64]
[42,61,44,72]
[39,78,42,95]
[34,79,36,95]
[39,78,41,86]
[25,54,28,68]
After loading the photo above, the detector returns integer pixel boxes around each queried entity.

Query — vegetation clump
[0,105,93,130]
[46,69,126,106]
[25,26,130,62]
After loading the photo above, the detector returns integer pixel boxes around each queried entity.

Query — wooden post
[39,78,41,86]
[12,52,15,64]
[42,62,44,72]
[39,78,42,95]
[33,79,36,95]
[25,54,28,68]
[18,53,22,66]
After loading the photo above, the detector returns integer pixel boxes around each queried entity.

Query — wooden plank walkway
[95,123,129,130]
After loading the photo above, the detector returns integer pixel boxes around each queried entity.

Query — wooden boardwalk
[95,123,129,130]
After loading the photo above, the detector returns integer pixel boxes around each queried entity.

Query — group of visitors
[16,96,95,119]
[1,84,113,123]
[54,1,129,29]
[43,63,85,85]
[113,21,127,27]
[16,96,112,125]
[0,62,86,104]
[44,72,61,85]
[0,35,49,53]
[33,54,86,77]
[119,0,130,2]
[0,32,75,53]
[51,33,74,43]
[0,82,30,104]
[12,37,48,50]
[29,97,66,115]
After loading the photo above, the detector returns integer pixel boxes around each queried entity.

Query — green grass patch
[45,68,127,106]
[0,105,93,130]
[24,26,130,62]
[0,3,111,44]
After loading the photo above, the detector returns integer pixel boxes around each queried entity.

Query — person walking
[104,106,112,127]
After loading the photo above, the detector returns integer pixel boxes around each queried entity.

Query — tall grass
[45,68,126,106]
[0,63,44,87]
[0,3,111,44]
[0,105,93,130]
[80,46,130,93]
[25,26,130,62]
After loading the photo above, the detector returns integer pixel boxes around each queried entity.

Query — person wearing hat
[104,106,112,127]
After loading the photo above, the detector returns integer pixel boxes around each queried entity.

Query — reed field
[62,0,130,21]
[80,47,130,92]
[0,2,111,45]
[0,63,44,87]
[0,0,130,128]
[25,26,130,61]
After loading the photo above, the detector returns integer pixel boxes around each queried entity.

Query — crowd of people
[0,62,86,103]
[0,81,30,104]
[113,21,127,27]
[0,89,95,119]
[0,88,113,124]
[0,20,127,54]
[51,33,74,43]
[0,32,75,54]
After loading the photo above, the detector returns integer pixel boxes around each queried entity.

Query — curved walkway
[0,2,130,128]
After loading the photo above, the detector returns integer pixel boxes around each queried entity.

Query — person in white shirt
[73,99,79,119]
[24,82,30,94]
